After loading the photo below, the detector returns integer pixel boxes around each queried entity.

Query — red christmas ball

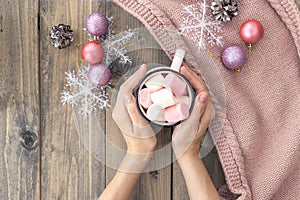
[81,41,104,64]
[239,20,264,45]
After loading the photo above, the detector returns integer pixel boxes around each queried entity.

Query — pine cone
[211,0,238,22]
[50,24,74,49]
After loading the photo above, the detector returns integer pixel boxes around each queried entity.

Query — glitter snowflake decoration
[180,1,223,50]
[101,18,135,66]
[61,65,110,118]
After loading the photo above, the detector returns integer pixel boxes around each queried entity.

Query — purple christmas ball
[222,45,247,70]
[88,64,111,87]
[86,12,109,36]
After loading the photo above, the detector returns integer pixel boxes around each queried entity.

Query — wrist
[127,145,155,154]
[173,142,202,160]
[177,153,201,167]
[118,152,153,173]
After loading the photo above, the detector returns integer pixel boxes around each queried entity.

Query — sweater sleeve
[216,119,251,200]
[219,184,240,200]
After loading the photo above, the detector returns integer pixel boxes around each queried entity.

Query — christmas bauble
[86,12,109,36]
[239,20,264,45]
[81,41,104,64]
[222,45,247,70]
[88,64,111,87]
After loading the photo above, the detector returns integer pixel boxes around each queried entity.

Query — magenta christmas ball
[222,45,247,70]
[86,12,109,36]
[88,64,111,87]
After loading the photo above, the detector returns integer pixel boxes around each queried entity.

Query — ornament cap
[234,68,241,73]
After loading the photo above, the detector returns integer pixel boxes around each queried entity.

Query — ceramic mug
[134,49,195,126]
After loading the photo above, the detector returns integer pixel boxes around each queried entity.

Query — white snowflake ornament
[180,1,223,50]
[103,30,135,66]
[61,65,111,118]
[102,18,135,66]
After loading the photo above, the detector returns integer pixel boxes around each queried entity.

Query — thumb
[173,92,208,139]
[125,94,149,127]
[179,92,209,129]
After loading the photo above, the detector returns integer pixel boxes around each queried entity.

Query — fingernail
[140,64,147,70]
[198,94,207,102]
[125,94,134,104]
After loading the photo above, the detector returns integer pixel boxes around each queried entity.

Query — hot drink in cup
[135,49,195,126]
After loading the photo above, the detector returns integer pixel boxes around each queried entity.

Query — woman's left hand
[172,66,213,159]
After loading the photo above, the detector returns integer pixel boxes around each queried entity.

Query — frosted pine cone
[50,24,74,49]
[211,0,238,22]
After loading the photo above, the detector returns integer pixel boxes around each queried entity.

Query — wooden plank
[40,0,106,199]
[296,0,300,8]
[203,148,226,189]
[172,147,225,199]
[172,161,189,200]
[105,2,172,199]
[0,0,40,199]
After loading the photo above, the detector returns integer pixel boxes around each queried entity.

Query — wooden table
[1,0,299,199]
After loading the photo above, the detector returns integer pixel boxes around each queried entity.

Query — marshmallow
[175,96,190,106]
[138,88,153,109]
[145,74,165,92]
[146,104,165,122]
[165,73,188,97]
[164,103,189,123]
[150,88,176,108]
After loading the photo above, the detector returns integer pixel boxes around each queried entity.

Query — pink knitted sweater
[111,0,300,199]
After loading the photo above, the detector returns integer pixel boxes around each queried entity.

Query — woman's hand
[172,65,213,158]
[112,64,157,154]
[172,66,220,200]
[99,65,157,200]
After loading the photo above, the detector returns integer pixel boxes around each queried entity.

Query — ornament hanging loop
[246,46,266,75]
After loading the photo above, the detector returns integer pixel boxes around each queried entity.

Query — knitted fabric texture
[111,0,300,199]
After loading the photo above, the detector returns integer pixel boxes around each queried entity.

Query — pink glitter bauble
[222,45,247,70]
[86,13,109,36]
[88,64,111,87]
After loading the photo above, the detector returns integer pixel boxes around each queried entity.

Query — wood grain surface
[1,0,299,199]
[0,0,40,199]
[39,0,106,199]
[105,5,172,200]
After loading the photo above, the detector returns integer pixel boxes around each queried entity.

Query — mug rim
[133,67,195,127]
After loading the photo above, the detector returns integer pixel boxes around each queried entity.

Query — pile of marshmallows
[138,72,190,124]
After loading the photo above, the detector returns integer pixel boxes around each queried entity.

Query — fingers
[180,92,209,130]
[189,92,209,123]
[120,64,147,93]
[198,101,213,134]
[125,94,154,138]
[180,66,207,93]
[171,92,209,157]
[112,64,147,133]
[125,94,149,128]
